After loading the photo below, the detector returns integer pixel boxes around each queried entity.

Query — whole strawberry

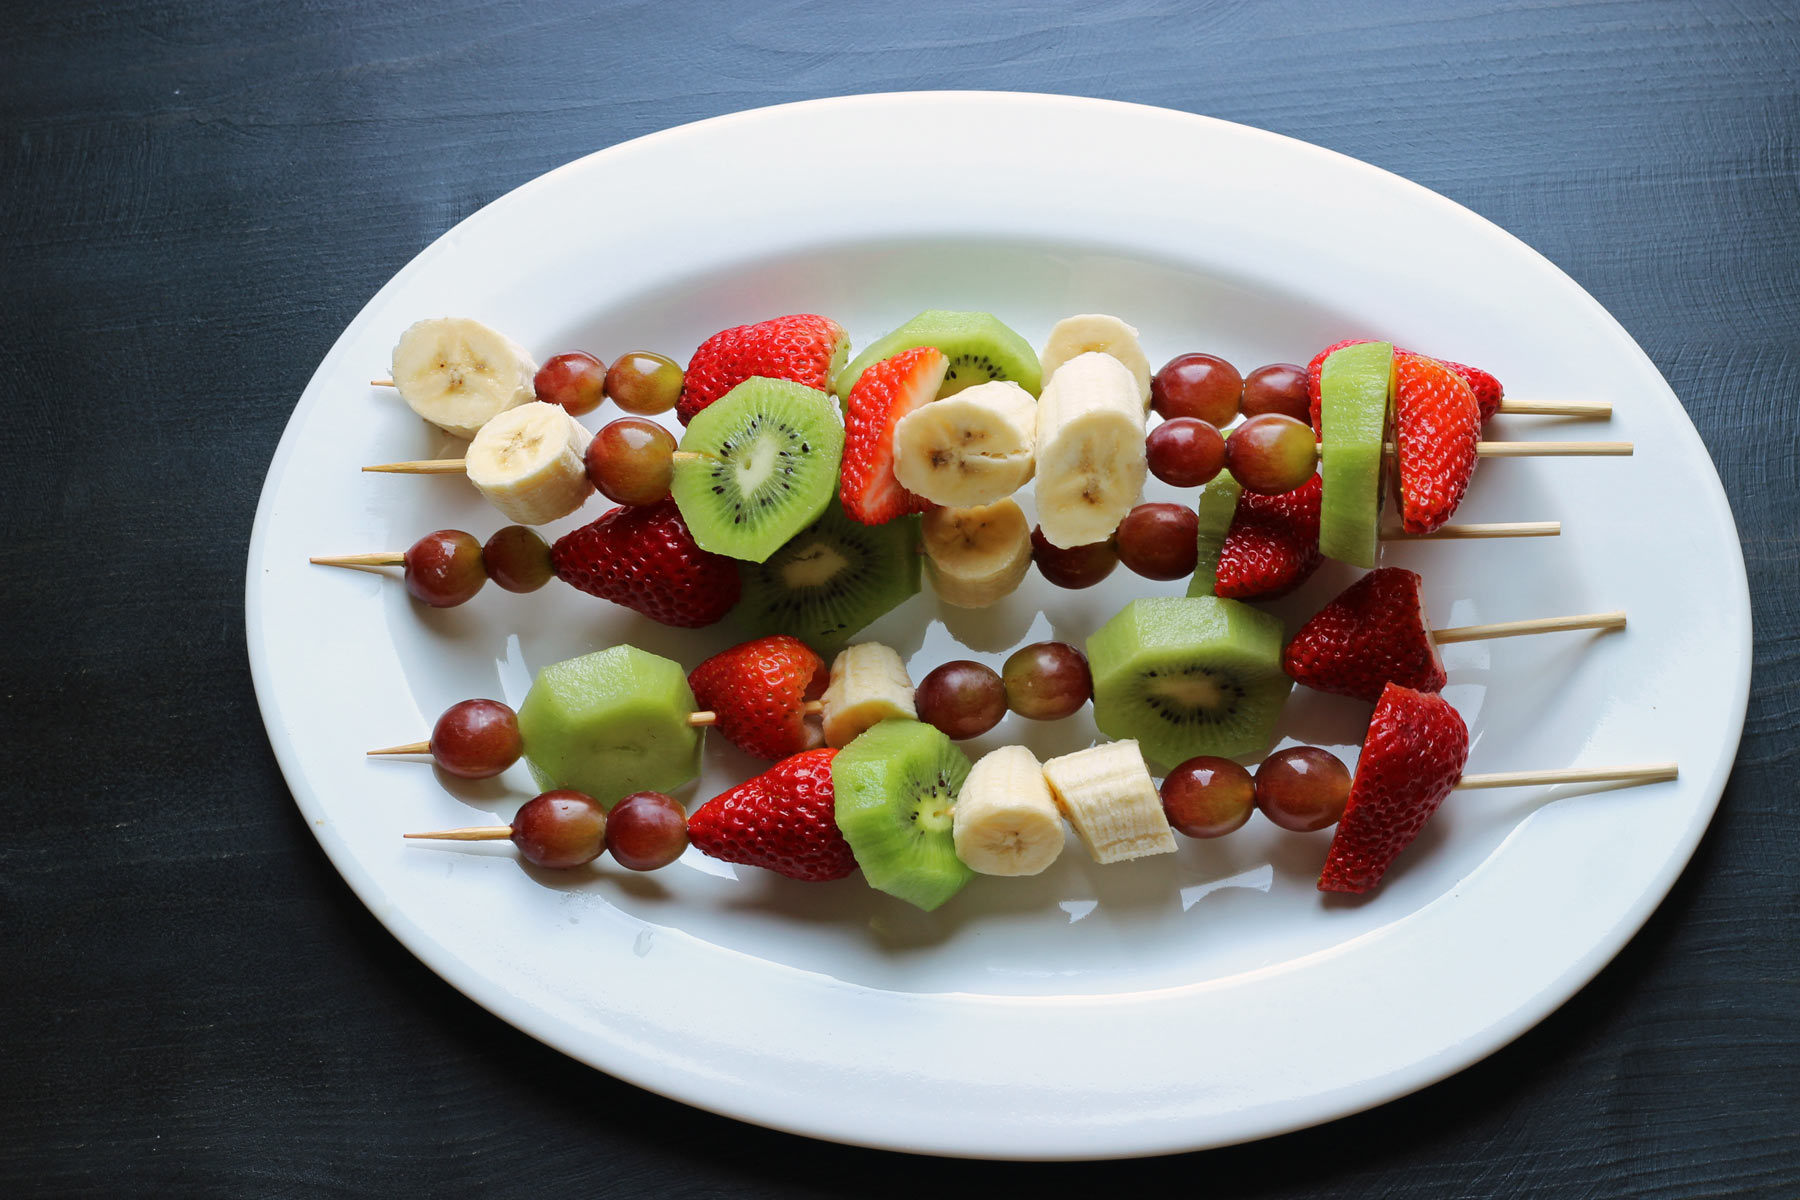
[688,635,827,760]
[678,314,848,425]
[1215,474,1323,600]
[1307,339,1503,430]
[688,749,857,882]
[1393,352,1481,534]
[1284,567,1445,701]
[840,346,944,524]
[1318,683,1469,893]
[550,497,740,628]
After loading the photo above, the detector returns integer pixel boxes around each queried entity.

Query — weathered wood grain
[1,0,1795,1194]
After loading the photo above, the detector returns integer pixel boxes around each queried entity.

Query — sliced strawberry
[688,749,856,882]
[1319,683,1469,893]
[1308,340,1504,429]
[839,345,946,525]
[1393,352,1481,534]
[549,497,740,628]
[1215,474,1323,600]
[1283,567,1445,701]
[678,314,848,425]
[687,635,826,760]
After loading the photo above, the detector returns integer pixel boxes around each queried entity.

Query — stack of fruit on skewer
[317,306,1672,908]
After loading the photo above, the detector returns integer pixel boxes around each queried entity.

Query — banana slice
[390,317,538,439]
[464,401,594,525]
[891,380,1037,507]
[1042,740,1175,864]
[921,499,1032,608]
[1033,351,1147,549]
[953,745,1066,876]
[1039,314,1152,407]
[820,642,916,749]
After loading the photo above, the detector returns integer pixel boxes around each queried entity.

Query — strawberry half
[678,314,848,425]
[1307,340,1504,431]
[1215,474,1323,600]
[687,635,827,760]
[1318,683,1470,893]
[1392,352,1481,534]
[550,497,740,628]
[839,345,946,525]
[688,749,856,882]
[1283,567,1445,701]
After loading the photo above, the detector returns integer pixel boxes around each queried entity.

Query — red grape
[1115,503,1200,581]
[915,661,1007,740]
[585,417,675,505]
[1161,756,1256,838]
[1224,413,1319,495]
[510,790,606,869]
[1146,417,1226,487]
[535,351,607,416]
[605,352,684,416]
[1001,641,1092,721]
[1151,353,1242,426]
[606,791,689,870]
[403,530,486,607]
[1240,363,1310,421]
[1031,525,1118,589]
[1255,746,1353,832]
[429,699,523,779]
[481,525,553,593]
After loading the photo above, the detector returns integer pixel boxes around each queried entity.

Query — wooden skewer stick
[1384,521,1560,540]
[364,451,713,474]
[1493,399,1612,417]
[1456,762,1678,790]
[368,701,828,758]
[1382,440,1633,457]
[1431,610,1626,645]
[405,825,512,841]
[311,552,406,568]
[369,740,431,756]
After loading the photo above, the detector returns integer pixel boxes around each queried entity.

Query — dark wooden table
[4,1,1795,1194]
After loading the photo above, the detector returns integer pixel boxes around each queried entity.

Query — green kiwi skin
[1186,475,1244,598]
[832,310,1043,401]
[671,377,845,565]
[1086,596,1291,768]
[832,718,973,912]
[1317,341,1394,569]
[734,502,921,658]
[516,646,703,806]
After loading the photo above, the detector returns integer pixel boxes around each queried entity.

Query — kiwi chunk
[671,377,844,564]
[1086,597,1291,767]
[833,310,1042,401]
[735,500,920,657]
[1317,341,1394,568]
[515,645,702,806]
[1186,474,1244,598]
[832,719,974,911]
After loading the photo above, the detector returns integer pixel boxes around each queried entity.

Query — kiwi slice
[1086,596,1291,768]
[671,377,845,564]
[1186,474,1244,598]
[832,718,974,911]
[515,645,703,807]
[832,310,1042,401]
[734,500,920,657]
[1317,341,1394,568]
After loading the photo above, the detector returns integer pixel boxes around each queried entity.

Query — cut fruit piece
[464,401,595,526]
[832,719,974,911]
[734,500,921,657]
[1038,314,1153,407]
[840,346,945,525]
[1214,475,1323,601]
[1283,567,1445,701]
[1086,596,1292,768]
[1042,740,1176,864]
[1033,351,1147,548]
[834,310,1042,401]
[1392,352,1481,534]
[891,380,1038,507]
[1317,340,1394,568]
[1186,474,1244,598]
[678,314,848,425]
[516,645,703,807]
[952,745,1065,876]
[670,376,844,563]
[820,642,916,749]
[390,317,537,439]
[920,498,1032,608]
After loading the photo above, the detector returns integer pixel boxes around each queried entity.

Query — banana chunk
[1033,351,1147,549]
[921,499,1032,609]
[390,317,537,439]
[465,401,594,525]
[820,642,916,749]
[891,380,1037,507]
[953,745,1066,876]
[1039,314,1152,407]
[1042,740,1175,864]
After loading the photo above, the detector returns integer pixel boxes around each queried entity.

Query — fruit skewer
[366,699,828,758]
